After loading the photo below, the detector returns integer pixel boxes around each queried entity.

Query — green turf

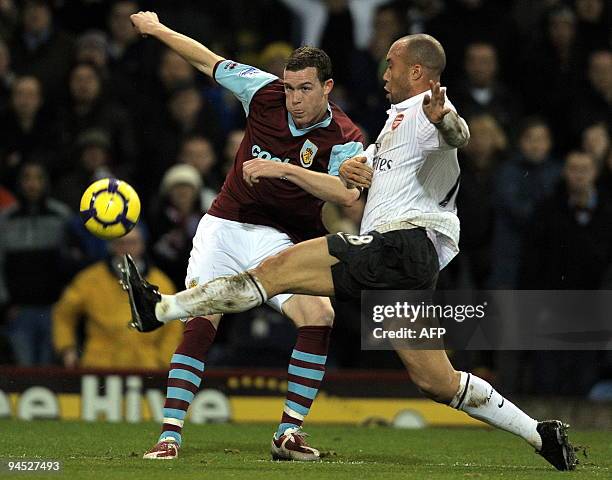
[0,421,609,479]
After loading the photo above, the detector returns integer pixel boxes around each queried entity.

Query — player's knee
[412,370,457,404]
[306,303,335,327]
[284,297,335,327]
[254,252,287,283]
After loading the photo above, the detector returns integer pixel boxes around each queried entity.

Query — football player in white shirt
[122,34,575,471]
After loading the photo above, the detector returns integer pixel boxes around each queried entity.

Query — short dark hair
[400,34,446,77]
[285,46,333,83]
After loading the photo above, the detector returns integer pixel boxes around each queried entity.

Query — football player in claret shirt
[129,11,364,460]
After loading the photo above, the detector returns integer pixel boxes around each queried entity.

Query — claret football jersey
[207,60,364,243]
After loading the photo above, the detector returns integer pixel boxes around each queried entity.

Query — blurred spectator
[0,75,57,189]
[575,0,610,53]
[56,62,138,174]
[523,6,583,149]
[75,30,109,70]
[0,0,18,40]
[146,82,221,189]
[348,2,405,138]
[489,118,561,288]
[222,129,245,176]
[0,161,70,365]
[177,135,220,208]
[427,0,518,86]
[52,226,182,369]
[9,0,74,100]
[582,122,610,168]
[457,114,508,288]
[158,48,196,94]
[454,42,521,134]
[521,151,612,289]
[107,0,147,76]
[569,50,612,144]
[149,164,204,288]
[520,151,611,395]
[259,41,293,79]
[406,0,444,34]
[53,129,119,211]
[0,38,15,110]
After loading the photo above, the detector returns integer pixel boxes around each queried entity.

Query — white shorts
[185,214,294,314]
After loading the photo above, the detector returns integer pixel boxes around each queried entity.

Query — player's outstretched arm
[131,11,224,77]
[242,159,360,207]
[422,80,470,148]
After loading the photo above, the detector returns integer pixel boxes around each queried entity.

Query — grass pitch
[1,421,610,479]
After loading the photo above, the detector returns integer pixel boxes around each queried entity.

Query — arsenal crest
[300,139,318,168]
[392,113,404,130]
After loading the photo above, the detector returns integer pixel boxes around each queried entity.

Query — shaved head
[396,34,446,77]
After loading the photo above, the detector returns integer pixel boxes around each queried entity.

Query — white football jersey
[360,91,465,269]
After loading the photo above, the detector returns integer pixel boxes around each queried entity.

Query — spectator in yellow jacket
[53,226,183,369]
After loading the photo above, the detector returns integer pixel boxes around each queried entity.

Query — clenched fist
[130,11,161,37]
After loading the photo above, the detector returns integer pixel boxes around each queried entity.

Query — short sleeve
[213,60,278,115]
[328,141,364,176]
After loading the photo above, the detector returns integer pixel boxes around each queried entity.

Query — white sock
[155,273,268,322]
[450,372,542,450]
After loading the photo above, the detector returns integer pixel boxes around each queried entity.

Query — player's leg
[149,236,339,323]
[143,216,244,459]
[145,313,221,459]
[269,295,334,461]
[396,348,576,470]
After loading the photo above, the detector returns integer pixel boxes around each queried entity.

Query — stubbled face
[383,42,412,104]
[283,67,332,128]
[564,153,596,193]
[519,125,552,163]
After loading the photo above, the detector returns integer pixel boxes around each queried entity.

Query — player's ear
[323,78,334,96]
[411,64,423,81]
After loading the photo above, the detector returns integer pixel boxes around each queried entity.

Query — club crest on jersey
[392,113,404,130]
[300,139,318,168]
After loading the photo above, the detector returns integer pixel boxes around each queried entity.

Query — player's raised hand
[130,11,161,37]
[422,80,451,125]
[243,159,289,187]
[339,156,372,188]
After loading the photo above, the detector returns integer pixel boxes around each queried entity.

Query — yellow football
[79,178,141,239]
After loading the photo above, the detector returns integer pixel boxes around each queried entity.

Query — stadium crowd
[0,0,610,396]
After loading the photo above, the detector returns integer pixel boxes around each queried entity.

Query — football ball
[79,178,141,239]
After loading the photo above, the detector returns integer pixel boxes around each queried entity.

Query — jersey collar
[288,104,333,137]
[388,91,429,114]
